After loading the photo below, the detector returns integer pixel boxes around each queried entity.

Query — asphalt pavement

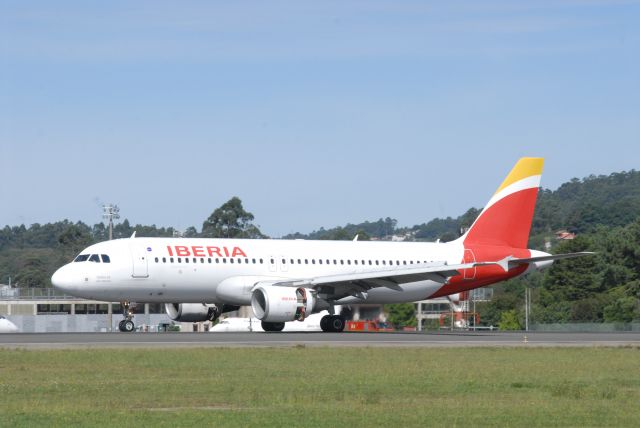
[1,331,638,348]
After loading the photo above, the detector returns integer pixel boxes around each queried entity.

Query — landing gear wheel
[261,321,285,332]
[330,316,345,332]
[320,315,345,332]
[123,320,135,332]
[118,301,136,332]
[320,315,331,332]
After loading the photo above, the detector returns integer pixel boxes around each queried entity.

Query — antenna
[102,204,120,240]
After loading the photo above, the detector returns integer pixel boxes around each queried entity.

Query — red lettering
[223,247,230,257]
[232,247,247,257]
[175,246,190,257]
[192,246,205,257]
[167,246,173,256]
[206,246,222,257]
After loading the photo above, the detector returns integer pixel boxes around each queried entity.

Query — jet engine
[164,303,219,322]
[251,285,316,322]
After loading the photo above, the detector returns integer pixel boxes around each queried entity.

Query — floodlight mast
[102,204,120,240]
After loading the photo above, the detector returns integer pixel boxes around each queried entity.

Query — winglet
[130,231,136,239]
[353,234,359,242]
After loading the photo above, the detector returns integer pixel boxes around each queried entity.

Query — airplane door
[131,243,149,278]
[463,249,476,280]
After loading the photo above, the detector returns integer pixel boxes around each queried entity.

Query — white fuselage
[52,237,465,305]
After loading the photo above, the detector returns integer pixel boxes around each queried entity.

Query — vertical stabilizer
[463,158,544,248]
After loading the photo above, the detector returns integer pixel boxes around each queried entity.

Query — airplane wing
[254,261,498,300]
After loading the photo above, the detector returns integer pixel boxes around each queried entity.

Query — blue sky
[1,1,639,237]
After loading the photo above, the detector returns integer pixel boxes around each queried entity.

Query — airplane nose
[51,266,74,292]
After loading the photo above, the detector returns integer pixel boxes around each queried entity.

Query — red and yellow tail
[463,157,544,249]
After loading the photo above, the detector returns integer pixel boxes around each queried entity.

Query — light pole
[102,204,120,240]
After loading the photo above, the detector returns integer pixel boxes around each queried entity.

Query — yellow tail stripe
[494,157,544,195]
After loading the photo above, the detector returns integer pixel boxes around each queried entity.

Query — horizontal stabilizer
[496,252,595,272]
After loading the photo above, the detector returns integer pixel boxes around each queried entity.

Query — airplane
[0,315,19,333]
[210,310,328,332]
[52,158,592,333]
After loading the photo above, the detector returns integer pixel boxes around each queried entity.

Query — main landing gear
[320,315,346,332]
[118,301,136,332]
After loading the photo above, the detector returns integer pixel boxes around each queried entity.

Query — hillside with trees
[1,170,639,324]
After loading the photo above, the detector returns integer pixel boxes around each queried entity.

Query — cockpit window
[89,254,100,263]
[74,254,90,262]
[101,254,111,263]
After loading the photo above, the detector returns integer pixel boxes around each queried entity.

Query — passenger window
[252,258,256,264]
[74,254,90,262]
[185,258,189,263]
[312,259,315,264]
[291,259,294,264]
[178,258,182,263]
[245,258,249,264]
[155,257,159,263]
[163,257,166,263]
[89,254,100,263]
[260,259,263,264]
[193,258,197,263]
[230,258,234,264]
[270,259,275,264]
[101,254,111,263]
[319,259,323,264]
[170,257,174,263]
[208,258,212,263]
[282,259,286,264]
[347,260,351,265]
[200,258,204,263]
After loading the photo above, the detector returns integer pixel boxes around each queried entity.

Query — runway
[1,331,639,349]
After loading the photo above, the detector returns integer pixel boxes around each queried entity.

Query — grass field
[1,346,639,427]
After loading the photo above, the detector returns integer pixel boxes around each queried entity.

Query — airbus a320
[52,158,591,332]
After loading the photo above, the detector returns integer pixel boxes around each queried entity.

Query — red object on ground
[346,320,394,332]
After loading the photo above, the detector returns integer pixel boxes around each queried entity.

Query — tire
[118,320,126,332]
[320,315,332,332]
[123,320,135,332]
[330,316,345,333]
[261,321,285,332]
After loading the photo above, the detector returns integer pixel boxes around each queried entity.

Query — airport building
[0,286,174,333]
[1,285,492,333]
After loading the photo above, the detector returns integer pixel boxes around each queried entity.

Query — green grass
[1,347,639,427]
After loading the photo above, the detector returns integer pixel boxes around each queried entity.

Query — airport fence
[530,322,640,332]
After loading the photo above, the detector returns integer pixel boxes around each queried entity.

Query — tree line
[1,170,639,325]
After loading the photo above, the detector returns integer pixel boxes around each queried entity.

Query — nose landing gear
[118,301,137,332]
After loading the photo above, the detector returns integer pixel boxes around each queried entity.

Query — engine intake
[251,285,316,322]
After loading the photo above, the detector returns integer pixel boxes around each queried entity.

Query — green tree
[57,224,93,262]
[498,310,522,330]
[201,197,266,239]
[385,303,416,329]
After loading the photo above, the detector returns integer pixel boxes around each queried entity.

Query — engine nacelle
[165,303,218,322]
[251,285,316,322]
